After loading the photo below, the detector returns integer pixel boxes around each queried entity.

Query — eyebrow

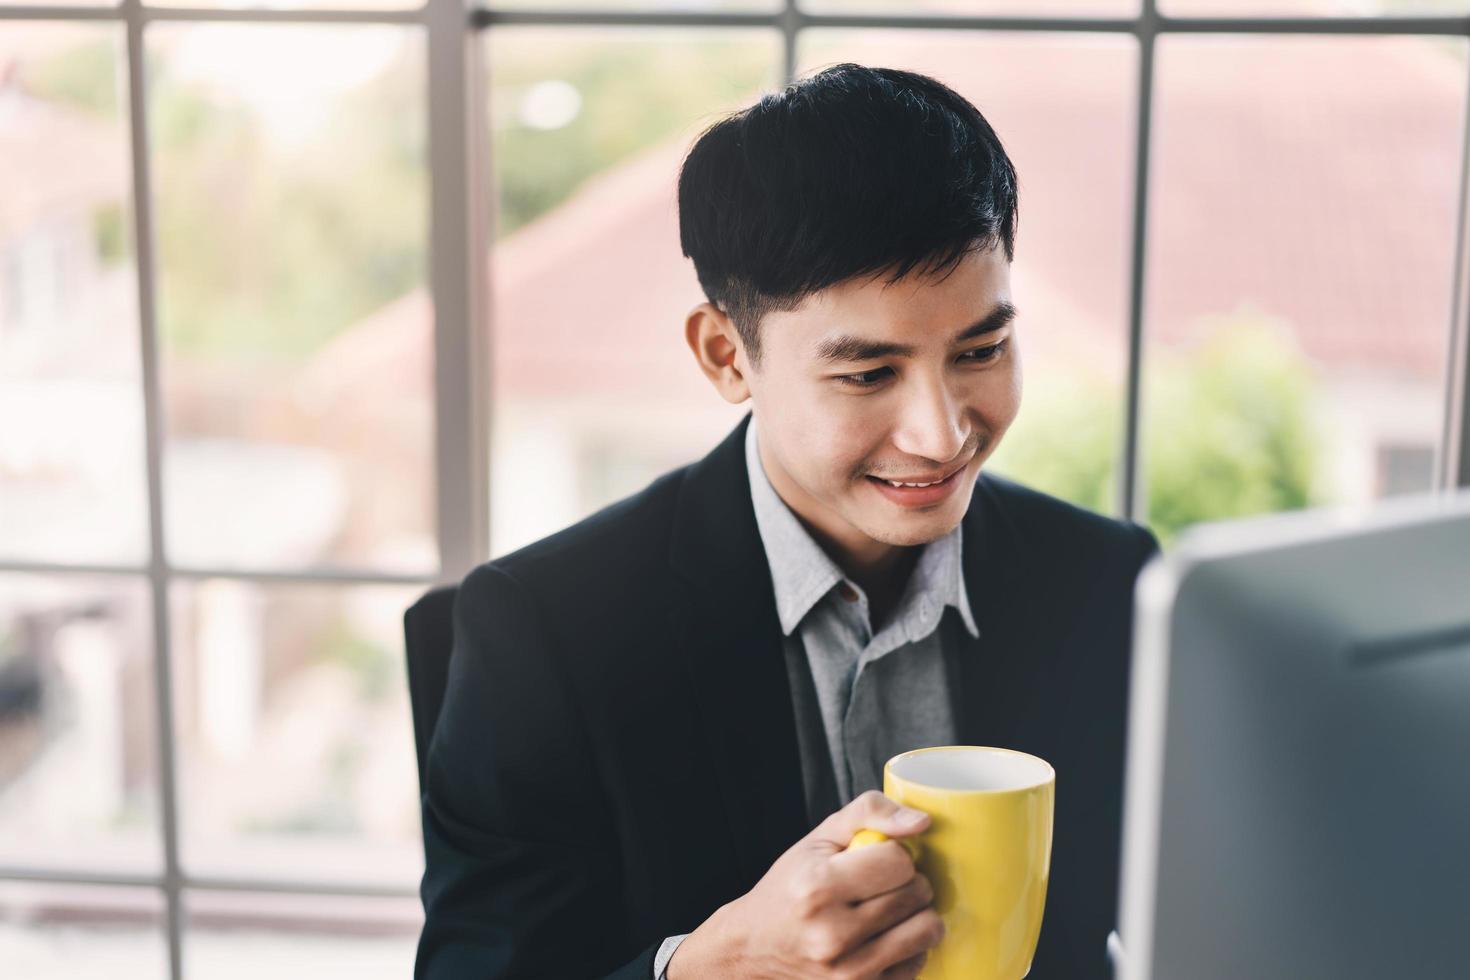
[812,301,1019,364]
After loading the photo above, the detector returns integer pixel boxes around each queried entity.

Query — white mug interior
[889,747,1053,792]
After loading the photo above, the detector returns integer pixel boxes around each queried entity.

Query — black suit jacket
[416,413,1158,979]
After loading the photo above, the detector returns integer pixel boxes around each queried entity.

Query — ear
[685,302,753,404]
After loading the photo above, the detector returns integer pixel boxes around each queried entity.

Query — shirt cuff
[652,933,690,980]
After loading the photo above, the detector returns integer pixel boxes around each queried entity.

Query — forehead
[766,247,1013,352]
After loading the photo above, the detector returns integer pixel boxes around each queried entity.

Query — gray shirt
[652,418,978,979]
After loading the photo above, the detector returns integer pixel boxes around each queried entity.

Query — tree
[990,315,1324,544]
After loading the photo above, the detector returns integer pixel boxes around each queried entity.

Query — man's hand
[667,790,943,979]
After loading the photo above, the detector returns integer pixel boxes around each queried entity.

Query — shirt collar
[745,417,980,640]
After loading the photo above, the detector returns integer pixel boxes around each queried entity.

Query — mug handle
[846,828,922,862]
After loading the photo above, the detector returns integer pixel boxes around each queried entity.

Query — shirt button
[837,582,859,602]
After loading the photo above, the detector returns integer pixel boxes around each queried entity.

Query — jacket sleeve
[415,563,659,980]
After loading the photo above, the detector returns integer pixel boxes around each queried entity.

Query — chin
[861,510,966,548]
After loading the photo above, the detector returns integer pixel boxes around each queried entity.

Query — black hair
[677,62,1019,366]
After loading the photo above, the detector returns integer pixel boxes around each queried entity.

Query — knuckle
[921,910,946,947]
[898,950,929,979]
[871,846,912,888]
[879,842,911,872]
[855,789,889,814]
[912,873,934,904]
[802,924,846,964]
[792,868,833,915]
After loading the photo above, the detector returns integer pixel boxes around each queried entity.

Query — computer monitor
[1112,490,1470,980]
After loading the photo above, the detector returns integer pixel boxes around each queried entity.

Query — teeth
[887,480,937,488]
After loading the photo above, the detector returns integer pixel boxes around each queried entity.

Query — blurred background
[2,0,1468,976]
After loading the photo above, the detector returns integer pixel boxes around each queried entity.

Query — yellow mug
[848,745,1055,980]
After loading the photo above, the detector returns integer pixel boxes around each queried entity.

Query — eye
[834,366,893,389]
[958,339,1009,364]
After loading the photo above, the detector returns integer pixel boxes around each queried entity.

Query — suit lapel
[666,415,1043,885]
[952,474,1041,748]
[668,413,808,891]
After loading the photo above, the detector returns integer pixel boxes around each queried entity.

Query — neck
[754,424,923,608]
[801,521,921,631]
[824,529,919,597]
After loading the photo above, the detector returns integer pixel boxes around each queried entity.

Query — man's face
[743,245,1021,561]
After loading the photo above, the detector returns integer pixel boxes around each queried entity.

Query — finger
[806,790,930,850]
[824,839,920,903]
[830,907,944,979]
[848,871,934,942]
[879,950,929,980]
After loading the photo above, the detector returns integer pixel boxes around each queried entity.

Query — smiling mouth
[865,458,970,489]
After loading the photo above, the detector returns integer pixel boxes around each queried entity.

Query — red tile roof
[310,33,1465,408]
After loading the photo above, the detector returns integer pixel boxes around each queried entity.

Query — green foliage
[988,370,1120,518]
[489,34,775,237]
[1144,318,1321,543]
[20,33,770,364]
[92,203,128,266]
[18,38,117,118]
[21,33,769,359]
[147,47,427,359]
[991,317,1324,545]
[318,619,393,703]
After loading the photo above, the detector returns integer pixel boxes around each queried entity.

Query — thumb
[806,790,930,848]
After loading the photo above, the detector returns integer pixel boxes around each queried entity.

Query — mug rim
[884,744,1056,794]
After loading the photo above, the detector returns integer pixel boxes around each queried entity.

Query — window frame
[1,0,1469,976]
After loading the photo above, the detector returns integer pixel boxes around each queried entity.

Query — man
[416,63,1158,980]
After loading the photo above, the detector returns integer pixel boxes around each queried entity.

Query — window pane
[0,881,166,980]
[485,28,781,556]
[0,575,160,875]
[0,24,147,566]
[148,26,434,575]
[0,0,115,7]
[171,581,422,887]
[184,890,417,979]
[803,0,1137,16]
[1162,0,1470,18]
[798,32,1138,515]
[1143,36,1463,541]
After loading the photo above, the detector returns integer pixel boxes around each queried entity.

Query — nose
[891,372,969,465]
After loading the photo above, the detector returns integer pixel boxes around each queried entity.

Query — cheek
[755,377,867,483]
[971,362,1023,430]
[787,405,887,488]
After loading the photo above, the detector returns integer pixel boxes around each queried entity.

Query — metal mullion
[0,866,164,889]
[8,3,1469,31]
[169,565,440,586]
[0,559,438,586]
[1155,14,1470,35]
[1444,45,1470,491]
[1119,1,1157,523]
[427,0,489,579]
[477,8,781,28]
[0,559,148,577]
[0,4,423,20]
[138,6,424,23]
[180,873,417,898]
[474,9,1139,30]
[0,864,420,897]
[781,0,797,85]
[470,8,1470,35]
[121,0,185,975]
[0,5,119,19]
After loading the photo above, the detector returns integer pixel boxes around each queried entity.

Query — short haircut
[677,62,1020,366]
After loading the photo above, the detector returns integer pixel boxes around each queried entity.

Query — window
[2,1,1469,976]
